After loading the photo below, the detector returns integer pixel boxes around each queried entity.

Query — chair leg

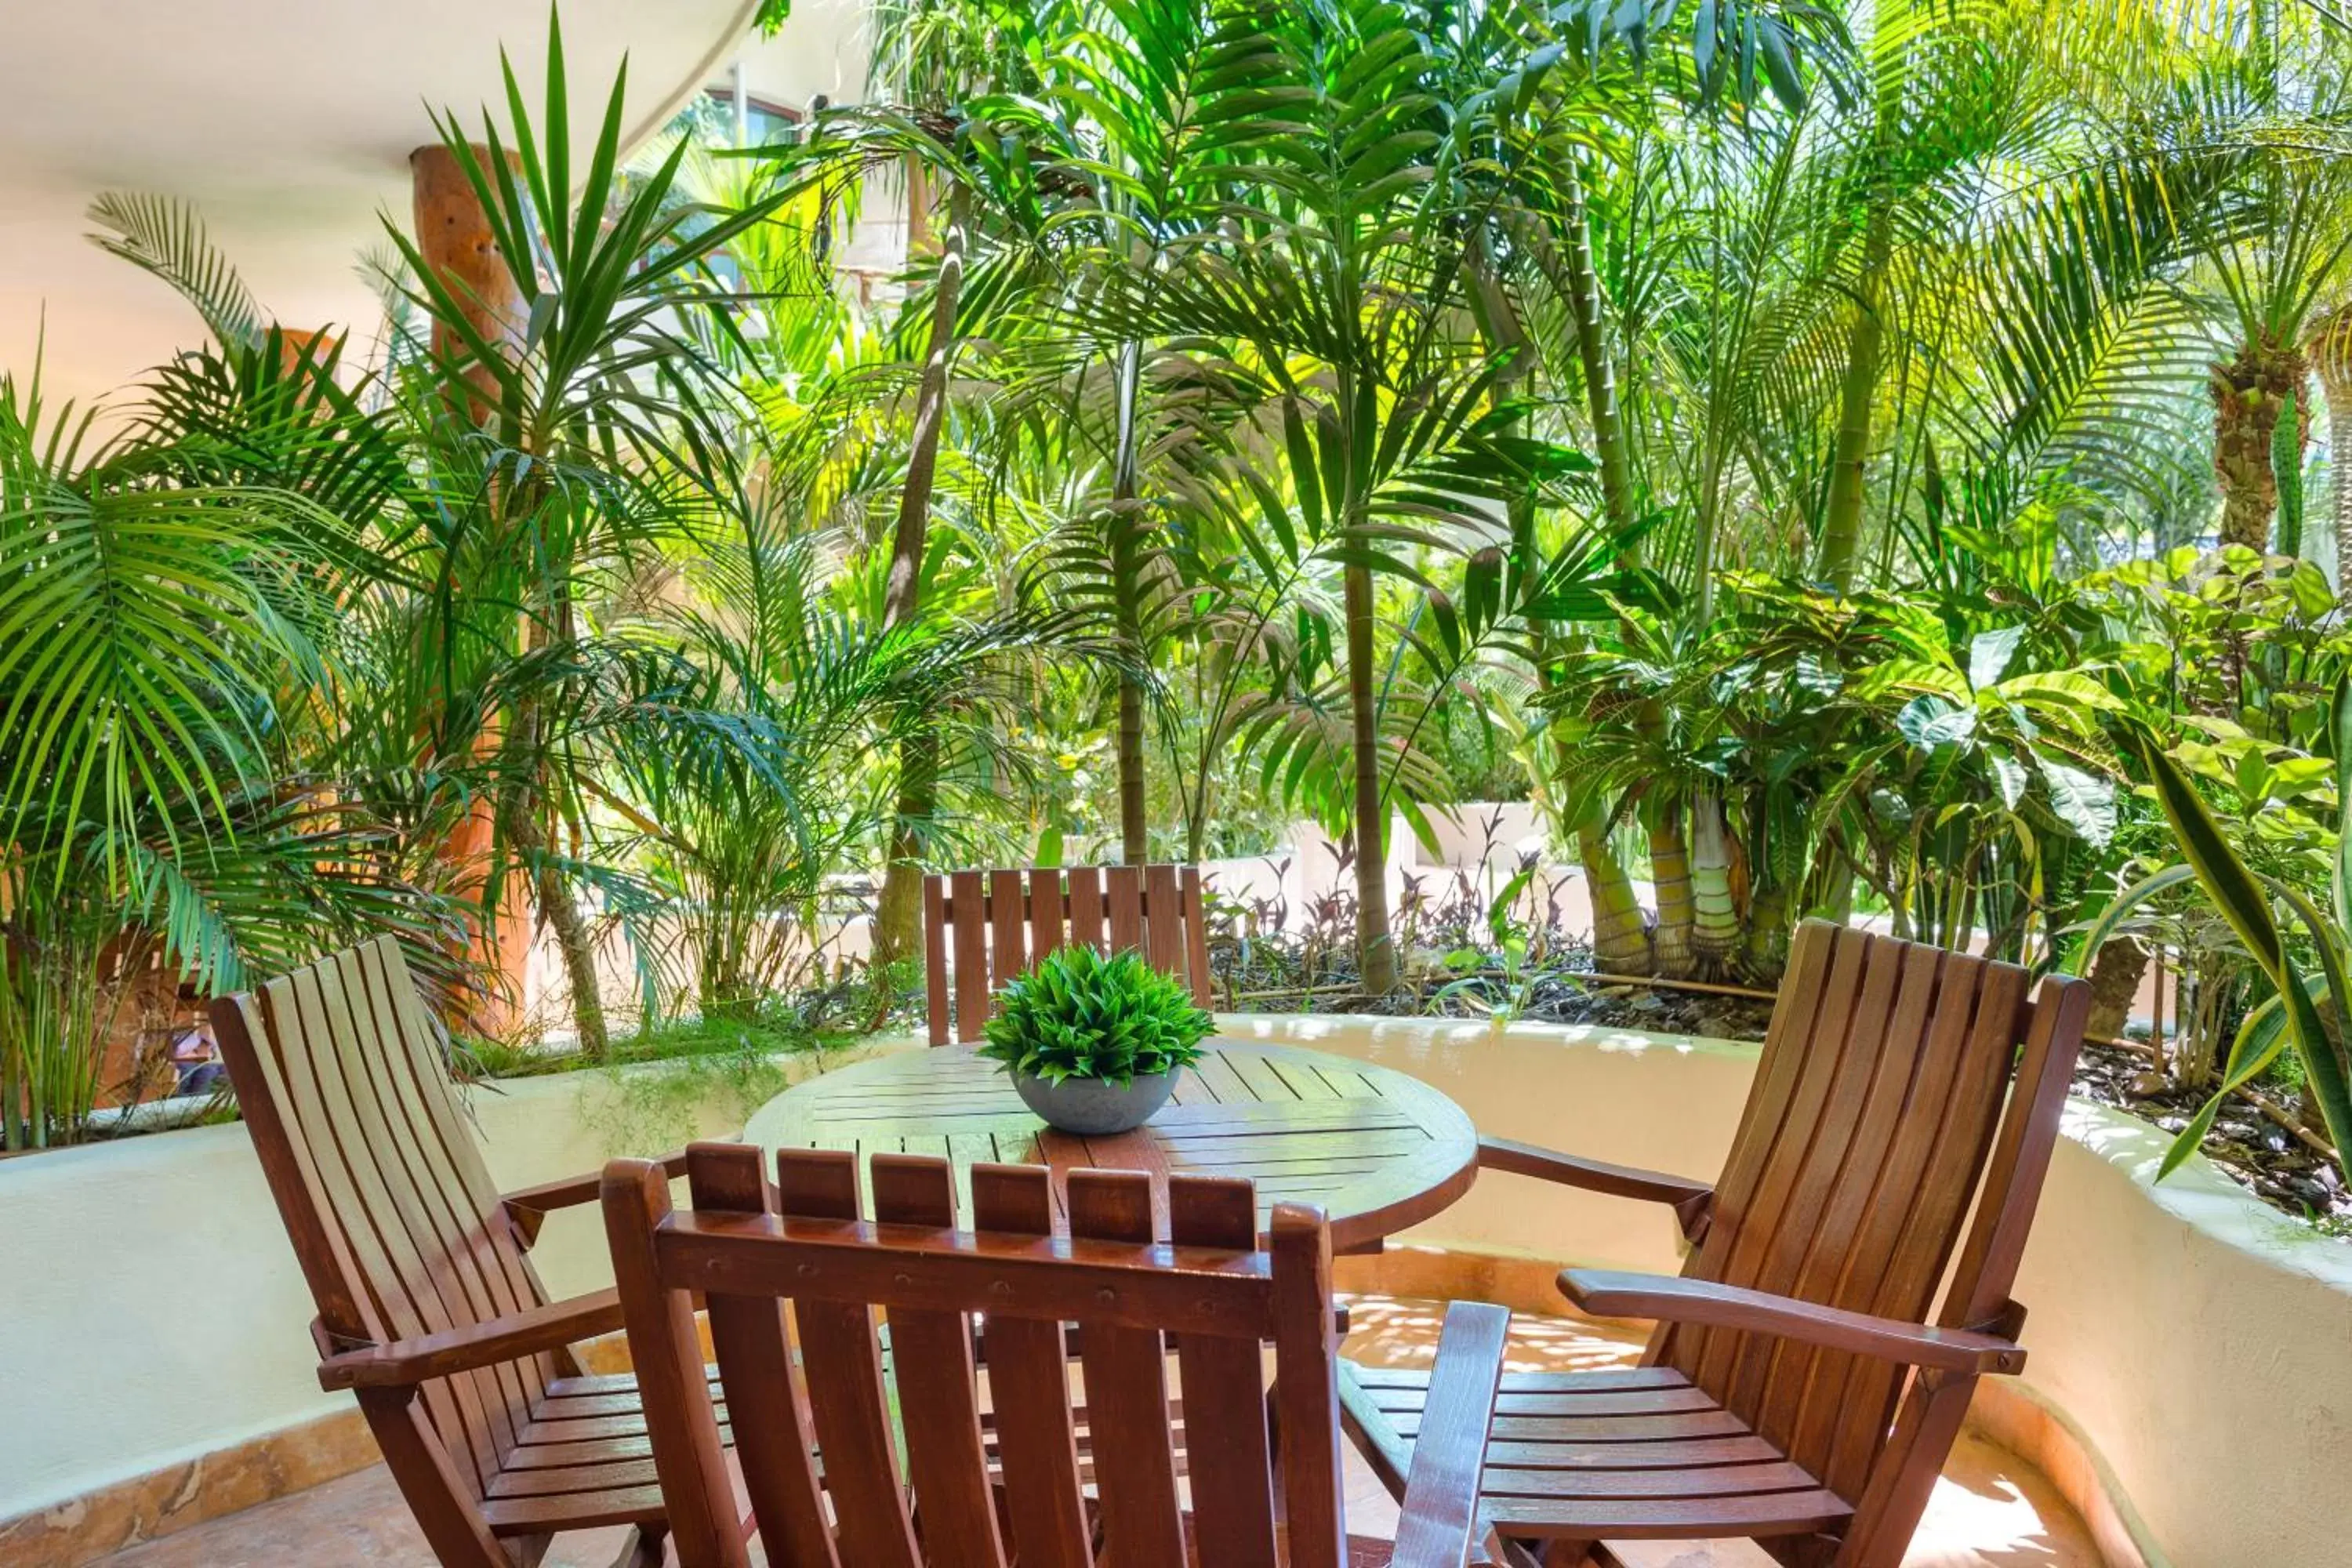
[1477,1526,1544,1567]
[1537,1540,1596,1568]
[612,1525,669,1568]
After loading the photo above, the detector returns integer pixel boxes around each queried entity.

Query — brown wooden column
[412,142,534,1034]
[410,143,525,417]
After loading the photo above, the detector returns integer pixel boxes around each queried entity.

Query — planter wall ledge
[4,1016,2347,1566]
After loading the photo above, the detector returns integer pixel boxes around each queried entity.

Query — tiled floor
[96,1298,2101,1568]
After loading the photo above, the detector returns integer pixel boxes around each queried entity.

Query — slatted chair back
[1657,919,2089,1555]
[923,863,1215,1045]
[604,1145,1356,1568]
[212,938,560,1518]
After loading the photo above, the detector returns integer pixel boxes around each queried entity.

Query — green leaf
[1992,671,2129,714]
[2158,997,2288,1180]
[976,943,1214,1087]
[2134,732,2284,975]
[1968,626,2024,691]
[1896,695,1974,751]
[2038,759,2116,845]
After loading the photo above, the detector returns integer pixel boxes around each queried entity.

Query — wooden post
[411,142,533,1035]
[409,143,524,421]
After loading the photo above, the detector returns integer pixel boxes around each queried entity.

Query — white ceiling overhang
[0,0,767,408]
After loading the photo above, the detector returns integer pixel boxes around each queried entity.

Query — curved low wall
[2,1016,2346,1565]
[0,1043,894,1563]
[1220,1014,2352,1568]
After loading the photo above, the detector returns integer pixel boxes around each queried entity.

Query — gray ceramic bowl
[1011,1068,1179,1135]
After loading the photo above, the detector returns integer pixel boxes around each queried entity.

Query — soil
[2069,1036,2351,1232]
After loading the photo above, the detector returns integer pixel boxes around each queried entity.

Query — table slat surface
[741,1042,1478,1250]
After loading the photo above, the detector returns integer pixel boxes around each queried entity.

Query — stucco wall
[3,1016,2347,1564]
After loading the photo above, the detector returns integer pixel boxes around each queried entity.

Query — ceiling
[0,0,873,412]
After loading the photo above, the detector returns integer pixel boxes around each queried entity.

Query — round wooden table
[742,1040,1479,1252]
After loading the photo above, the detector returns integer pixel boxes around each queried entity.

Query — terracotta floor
[96,1298,2102,1568]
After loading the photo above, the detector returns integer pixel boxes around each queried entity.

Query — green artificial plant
[978,944,1214,1086]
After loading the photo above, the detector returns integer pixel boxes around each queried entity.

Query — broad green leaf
[1968,626,2024,691]
[2038,759,2116,844]
[2158,996,2289,1180]
[1896,695,1973,751]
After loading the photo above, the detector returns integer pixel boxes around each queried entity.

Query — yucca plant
[978,944,1213,1086]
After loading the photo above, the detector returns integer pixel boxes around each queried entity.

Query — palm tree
[1116,0,1552,993]
[2309,301,2352,593]
[967,0,1234,866]
[0,338,451,1145]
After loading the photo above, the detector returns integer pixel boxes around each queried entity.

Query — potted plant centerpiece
[977,944,1216,1134]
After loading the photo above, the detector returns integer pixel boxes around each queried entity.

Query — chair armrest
[1478,1136,1715,1243]
[1386,1301,1510,1568]
[316,1288,624,1392]
[1559,1270,2027,1377]
[503,1149,691,1246]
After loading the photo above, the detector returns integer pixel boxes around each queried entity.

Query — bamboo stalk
[1576,971,1777,1001]
[2242,1086,2343,1163]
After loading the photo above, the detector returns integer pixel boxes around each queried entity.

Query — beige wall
[5,1015,2348,1565]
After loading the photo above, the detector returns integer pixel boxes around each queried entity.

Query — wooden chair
[212,937,706,1568]
[924,863,1214,1044]
[1337,920,2091,1568]
[603,1142,1514,1568]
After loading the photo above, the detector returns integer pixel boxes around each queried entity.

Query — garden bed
[2071,1036,2350,1233]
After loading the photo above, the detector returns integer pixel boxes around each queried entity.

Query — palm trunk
[2274,389,2307,560]
[500,789,607,1057]
[498,470,608,1057]
[1688,788,1740,978]
[2211,329,2303,554]
[1469,226,1635,985]
[1345,557,1396,994]
[1577,818,1651,974]
[872,731,938,991]
[868,189,967,995]
[1819,198,1893,592]
[1110,338,1149,864]
[495,641,608,1058]
[2308,305,2352,598]
[906,157,932,254]
[2336,388,2352,593]
[1743,884,1791,981]
[1561,161,1635,542]
[0,942,23,1151]
[2085,937,2150,1041]
[1649,801,1696,979]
